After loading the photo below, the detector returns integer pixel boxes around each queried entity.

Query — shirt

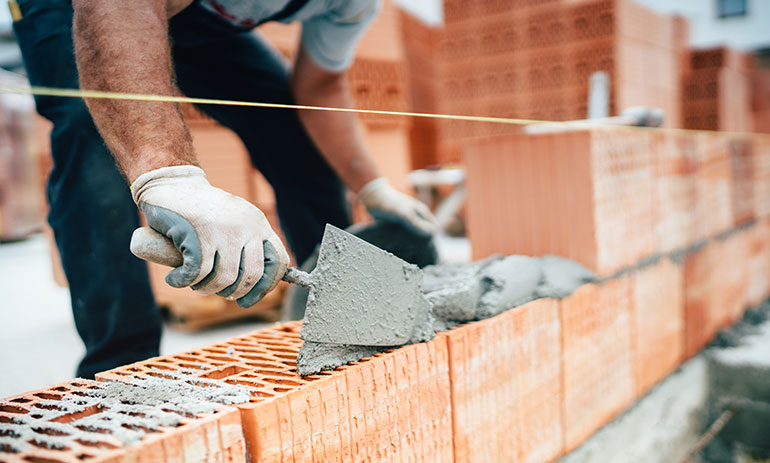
[200,0,381,72]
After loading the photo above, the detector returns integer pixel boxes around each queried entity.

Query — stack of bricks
[682,47,755,133]
[464,128,770,276]
[460,125,770,456]
[400,11,442,170]
[7,218,769,462]
[400,0,688,168]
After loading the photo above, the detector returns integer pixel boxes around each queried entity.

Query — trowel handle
[130,227,312,289]
[282,267,313,289]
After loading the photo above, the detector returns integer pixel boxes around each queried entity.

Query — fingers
[236,240,288,308]
[164,233,204,288]
[368,198,438,236]
[410,201,438,235]
[217,239,265,300]
[140,204,204,288]
[191,248,242,295]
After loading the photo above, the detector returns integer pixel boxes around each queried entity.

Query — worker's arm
[292,46,437,234]
[72,0,289,306]
[73,0,195,183]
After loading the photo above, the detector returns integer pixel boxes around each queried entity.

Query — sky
[392,0,442,25]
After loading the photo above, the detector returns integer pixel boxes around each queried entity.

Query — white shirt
[200,0,381,72]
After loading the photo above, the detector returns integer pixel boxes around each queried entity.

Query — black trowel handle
[130,227,312,289]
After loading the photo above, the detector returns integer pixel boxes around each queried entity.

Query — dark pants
[13,0,350,378]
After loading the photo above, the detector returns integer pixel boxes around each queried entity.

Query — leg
[14,0,161,378]
[169,5,351,265]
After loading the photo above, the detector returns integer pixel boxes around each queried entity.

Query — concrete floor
[0,234,272,398]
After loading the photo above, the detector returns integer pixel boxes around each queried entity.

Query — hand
[130,166,289,308]
[357,177,437,235]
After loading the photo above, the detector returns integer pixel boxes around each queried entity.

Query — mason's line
[1,83,768,139]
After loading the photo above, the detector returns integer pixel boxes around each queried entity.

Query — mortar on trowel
[283,219,438,321]
[131,223,434,349]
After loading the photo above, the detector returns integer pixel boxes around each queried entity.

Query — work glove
[357,177,437,235]
[130,165,289,308]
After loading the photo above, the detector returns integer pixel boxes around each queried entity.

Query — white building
[633,0,770,51]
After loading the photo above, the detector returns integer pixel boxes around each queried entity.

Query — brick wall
[464,129,768,276]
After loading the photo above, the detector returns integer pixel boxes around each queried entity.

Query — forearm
[73,0,197,183]
[292,57,379,192]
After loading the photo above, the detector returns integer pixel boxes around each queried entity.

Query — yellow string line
[1,84,768,139]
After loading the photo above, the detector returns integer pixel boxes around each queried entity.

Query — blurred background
[0,0,768,400]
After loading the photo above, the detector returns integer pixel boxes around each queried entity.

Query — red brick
[465,128,655,276]
[560,276,635,452]
[694,132,734,240]
[682,242,719,359]
[711,230,749,327]
[728,138,756,225]
[98,322,453,462]
[0,379,246,463]
[446,298,563,463]
[652,132,696,253]
[630,258,684,396]
[752,137,770,218]
[745,218,770,307]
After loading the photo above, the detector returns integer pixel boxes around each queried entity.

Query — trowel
[131,224,431,346]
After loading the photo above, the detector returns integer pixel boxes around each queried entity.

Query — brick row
[0,379,246,463]
[7,217,770,462]
[97,322,454,462]
[447,239,752,462]
[464,129,769,276]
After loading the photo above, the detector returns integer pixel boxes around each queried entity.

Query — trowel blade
[300,224,428,346]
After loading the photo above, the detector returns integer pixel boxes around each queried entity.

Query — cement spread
[0,372,250,452]
[296,341,384,377]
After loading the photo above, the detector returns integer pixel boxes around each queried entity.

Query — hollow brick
[560,276,635,452]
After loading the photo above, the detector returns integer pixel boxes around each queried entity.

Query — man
[13,0,435,378]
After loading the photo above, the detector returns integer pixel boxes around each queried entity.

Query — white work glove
[357,177,437,235]
[130,166,289,308]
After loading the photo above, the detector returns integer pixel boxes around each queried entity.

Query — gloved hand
[357,177,437,235]
[130,165,289,308]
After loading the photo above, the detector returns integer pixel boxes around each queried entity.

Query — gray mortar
[475,255,542,318]
[0,372,250,452]
[536,255,597,298]
[297,251,596,376]
[423,256,500,322]
[296,342,385,377]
